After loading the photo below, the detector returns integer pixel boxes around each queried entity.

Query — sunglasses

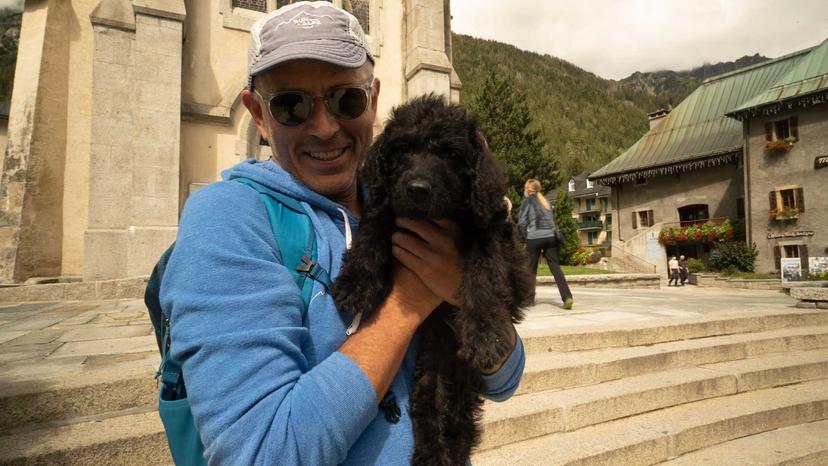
[255,83,374,127]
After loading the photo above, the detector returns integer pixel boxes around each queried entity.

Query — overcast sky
[451,0,828,80]
[0,0,21,10]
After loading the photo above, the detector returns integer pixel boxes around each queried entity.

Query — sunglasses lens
[270,92,312,127]
[328,87,369,120]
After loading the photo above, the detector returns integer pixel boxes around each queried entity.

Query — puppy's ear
[470,130,506,228]
[360,133,389,209]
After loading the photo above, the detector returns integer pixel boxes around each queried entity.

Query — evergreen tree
[553,191,579,265]
[468,70,560,212]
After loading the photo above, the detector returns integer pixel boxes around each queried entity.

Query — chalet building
[726,37,828,274]
[557,172,613,250]
[0,0,459,283]
[591,38,828,277]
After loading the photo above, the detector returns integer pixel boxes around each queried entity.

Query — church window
[233,0,267,12]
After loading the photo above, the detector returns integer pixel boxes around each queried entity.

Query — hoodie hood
[223,159,360,227]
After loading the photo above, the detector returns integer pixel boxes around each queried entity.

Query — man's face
[247,60,379,208]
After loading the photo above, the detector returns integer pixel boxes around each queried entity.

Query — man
[668,255,680,286]
[678,254,688,286]
[159,2,524,464]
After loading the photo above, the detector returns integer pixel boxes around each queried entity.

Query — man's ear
[242,89,269,142]
[370,78,381,114]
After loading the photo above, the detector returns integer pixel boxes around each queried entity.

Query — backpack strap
[233,177,333,300]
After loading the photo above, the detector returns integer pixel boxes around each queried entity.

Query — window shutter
[790,116,799,140]
[648,210,655,227]
[800,245,809,275]
[773,246,781,270]
[632,211,637,229]
[765,122,773,141]
[795,187,804,211]
[769,191,777,211]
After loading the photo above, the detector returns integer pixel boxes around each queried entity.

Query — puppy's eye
[439,151,458,160]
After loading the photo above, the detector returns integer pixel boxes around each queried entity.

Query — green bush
[685,258,705,273]
[709,242,758,273]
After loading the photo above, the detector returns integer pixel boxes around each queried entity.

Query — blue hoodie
[160,159,525,465]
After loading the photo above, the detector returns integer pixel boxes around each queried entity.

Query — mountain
[618,53,770,111]
[451,32,769,181]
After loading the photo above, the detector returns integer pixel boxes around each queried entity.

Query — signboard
[815,156,828,170]
[810,257,828,279]
[767,231,814,239]
[781,258,802,282]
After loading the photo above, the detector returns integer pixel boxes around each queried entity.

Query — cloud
[451,0,828,79]
[0,0,23,11]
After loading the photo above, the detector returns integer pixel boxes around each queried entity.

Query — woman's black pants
[526,236,572,302]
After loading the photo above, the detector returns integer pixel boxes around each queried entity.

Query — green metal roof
[591,48,811,184]
[728,38,828,119]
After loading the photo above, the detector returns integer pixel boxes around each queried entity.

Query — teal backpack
[144,178,333,465]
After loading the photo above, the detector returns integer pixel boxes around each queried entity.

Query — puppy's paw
[456,326,514,371]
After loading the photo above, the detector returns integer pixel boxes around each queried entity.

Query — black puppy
[332,94,535,465]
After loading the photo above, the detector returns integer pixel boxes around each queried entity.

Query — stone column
[404,0,453,99]
[84,0,186,280]
[0,0,69,283]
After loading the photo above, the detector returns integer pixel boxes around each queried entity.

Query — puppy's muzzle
[406,180,432,202]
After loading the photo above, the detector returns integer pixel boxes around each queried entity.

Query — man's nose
[305,98,340,139]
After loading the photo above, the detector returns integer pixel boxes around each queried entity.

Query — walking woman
[518,179,574,309]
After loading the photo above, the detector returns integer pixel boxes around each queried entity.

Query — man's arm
[162,183,378,465]
[338,262,441,400]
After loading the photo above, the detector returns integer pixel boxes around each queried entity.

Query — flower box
[770,207,800,221]
[765,137,797,154]
[658,220,739,245]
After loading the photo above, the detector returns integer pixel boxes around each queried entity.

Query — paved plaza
[0,285,800,387]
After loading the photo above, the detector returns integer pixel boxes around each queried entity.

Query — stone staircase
[0,301,168,465]
[472,309,828,465]
[1,299,827,465]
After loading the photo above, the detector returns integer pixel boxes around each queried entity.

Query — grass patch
[537,264,617,276]
[721,271,778,280]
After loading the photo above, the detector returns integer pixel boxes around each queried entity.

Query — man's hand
[391,218,463,307]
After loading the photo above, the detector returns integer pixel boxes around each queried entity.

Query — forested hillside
[452,33,769,180]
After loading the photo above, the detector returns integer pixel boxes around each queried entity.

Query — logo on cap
[278,12,334,30]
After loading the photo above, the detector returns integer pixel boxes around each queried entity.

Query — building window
[568,179,575,192]
[633,177,647,186]
[783,245,800,258]
[234,0,267,11]
[633,210,654,229]
[774,244,809,271]
[587,231,599,245]
[765,116,799,142]
[678,204,709,227]
[585,199,595,211]
[586,178,594,189]
[605,214,612,226]
[769,186,805,215]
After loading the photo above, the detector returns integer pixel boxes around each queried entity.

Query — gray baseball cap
[248,1,374,86]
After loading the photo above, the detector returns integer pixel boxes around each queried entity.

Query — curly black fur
[332,94,535,465]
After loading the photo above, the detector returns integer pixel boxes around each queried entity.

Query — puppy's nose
[406,180,432,199]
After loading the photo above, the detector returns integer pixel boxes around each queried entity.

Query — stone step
[519,309,828,354]
[0,408,170,466]
[519,325,828,394]
[480,350,828,451]
[659,418,828,465]
[472,380,828,466]
[0,364,158,434]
